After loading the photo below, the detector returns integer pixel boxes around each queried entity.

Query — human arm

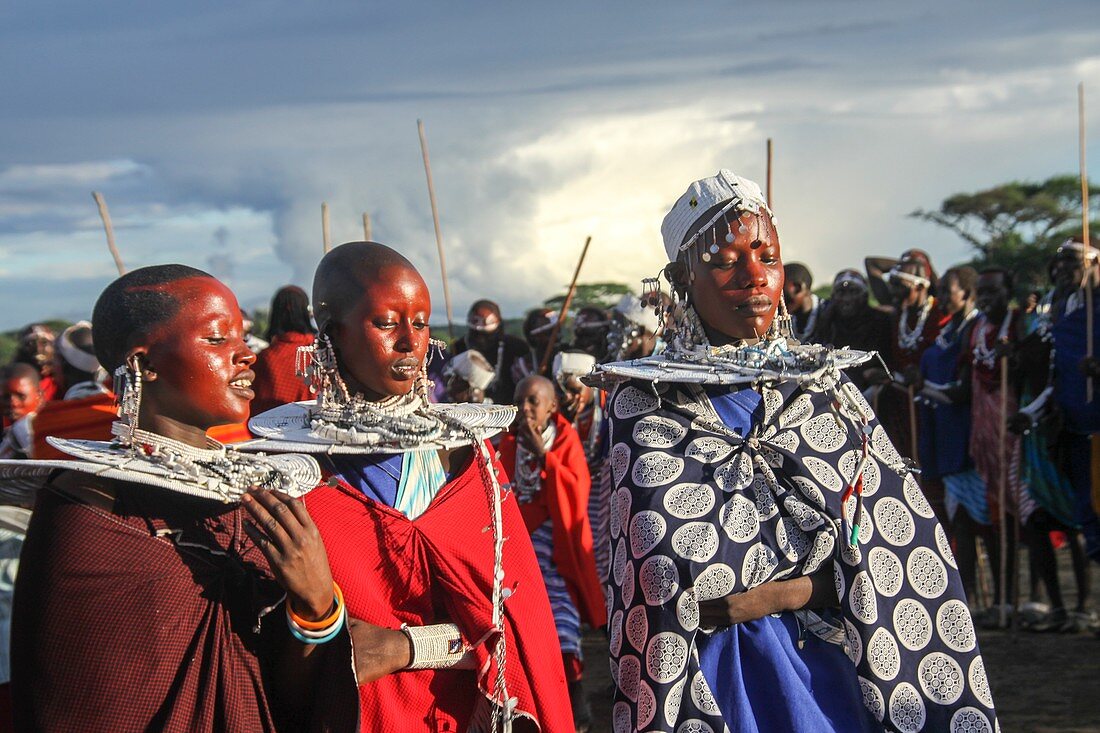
[698,566,837,627]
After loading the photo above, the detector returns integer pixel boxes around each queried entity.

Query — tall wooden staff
[539,236,593,375]
[766,138,774,207]
[91,192,126,275]
[417,119,455,339]
[998,352,1010,628]
[907,385,919,467]
[1080,83,1093,403]
[322,202,332,254]
[362,212,372,241]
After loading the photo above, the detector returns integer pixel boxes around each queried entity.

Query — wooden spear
[907,385,919,468]
[1080,83,1093,403]
[91,192,126,276]
[322,202,332,254]
[362,212,372,241]
[766,138,774,207]
[998,352,1010,628]
[417,119,456,339]
[539,236,593,376]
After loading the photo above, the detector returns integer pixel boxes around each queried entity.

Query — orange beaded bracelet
[287,582,344,630]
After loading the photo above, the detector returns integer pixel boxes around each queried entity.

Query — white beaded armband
[400,623,468,669]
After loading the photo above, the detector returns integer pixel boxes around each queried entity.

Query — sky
[1,1,1098,329]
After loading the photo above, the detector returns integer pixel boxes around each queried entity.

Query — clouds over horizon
[1,0,1098,328]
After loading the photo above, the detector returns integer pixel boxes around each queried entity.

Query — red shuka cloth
[11,481,357,733]
[306,447,574,733]
[250,332,315,416]
[497,413,607,629]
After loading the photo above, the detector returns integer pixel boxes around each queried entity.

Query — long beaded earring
[416,338,447,399]
[113,355,142,442]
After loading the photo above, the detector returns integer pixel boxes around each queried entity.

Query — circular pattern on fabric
[859,676,886,722]
[894,598,934,651]
[742,542,779,588]
[663,482,717,520]
[936,599,977,652]
[751,476,779,520]
[714,452,754,493]
[633,415,688,448]
[919,652,965,705]
[889,682,927,733]
[800,413,849,453]
[640,555,679,606]
[612,701,631,733]
[630,510,668,559]
[689,670,721,715]
[803,456,843,492]
[874,497,916,547]
[676,588,700,631]
[768,429,801,456]
[969,656,994,709]
[719,493,759,542]
[612,539,630,585]
[618,654,641,701]
[871,423,903,465]
[843,618,863,664]
[840,381,874,421]
[790,475,828,509]
[646,631,689,684]
[783,494,826,531]
[868,546,904,597]
[672,521,720,562]
[611,487,632,540]
[676,721,715,733]
[936,523,958,569]
[614,385,659,419]
[611,444,632,492]
[761,387,784,423]
[803,531,836,574]
[776,517,813,562]
[625,605,648,653]
[950,707,993,733]
[685,436,734,464]
[609,609,624,656]
[694,562,737,601]
[636,680,657,728]
[834,562,847,604]
[622,560,636,607]
[867,628,901,680]
[903,474,936,518]
[664,678,685,727]
[632,452,685,488]
[849,570,879,624]
[907,546,949,599]
[779,392,815,428]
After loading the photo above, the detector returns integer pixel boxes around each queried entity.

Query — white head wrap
[552,351,596,381]
[444,350,496,392]
[57,321,101,374]
[1056,239,1100,261]
[660,170,773,262]
[613,294,660,334]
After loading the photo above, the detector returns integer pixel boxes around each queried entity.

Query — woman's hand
[515,416,547,457]
[348,618,413,683]
[243,488,335,622]
[698,582,785,626]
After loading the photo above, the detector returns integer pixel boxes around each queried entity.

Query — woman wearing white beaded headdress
[587,171,996,733]
[4,265,360,731]
[256,242,573,732]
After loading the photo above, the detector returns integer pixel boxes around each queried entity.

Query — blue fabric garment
[1053,294,1100,433]
[531,520,583,656]
[329,451,448,519]
[918,327,972,479]
[697,615,879,733]
[1064,432,1100,562]
[698,387,878,733]
[944,470,991,525]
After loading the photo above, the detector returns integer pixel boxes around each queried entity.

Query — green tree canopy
[543,281,634,311]
[911,174,1099,293]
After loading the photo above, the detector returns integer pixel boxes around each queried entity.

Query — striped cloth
[530,520,582,657]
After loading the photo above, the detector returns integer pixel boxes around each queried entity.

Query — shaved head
[2,362,41,385]
[312,241,426,335]
[515,374,555,402]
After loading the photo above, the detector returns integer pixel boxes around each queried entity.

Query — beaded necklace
[512,422,557,503]
[972,311,1012,370]
[897,296,935,352]
[934,307,979,350]
[792,294,822,342]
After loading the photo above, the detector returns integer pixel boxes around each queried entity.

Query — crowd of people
[0,167,1094,732]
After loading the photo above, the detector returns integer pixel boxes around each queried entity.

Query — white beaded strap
[400,623,468,669]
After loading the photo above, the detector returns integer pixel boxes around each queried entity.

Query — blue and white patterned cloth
[604,376,997,732]
[530,520,583,657]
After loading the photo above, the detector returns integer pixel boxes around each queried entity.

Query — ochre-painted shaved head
[313,241,426,334]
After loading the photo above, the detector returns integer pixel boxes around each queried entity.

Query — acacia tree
[911,174,1099,292]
